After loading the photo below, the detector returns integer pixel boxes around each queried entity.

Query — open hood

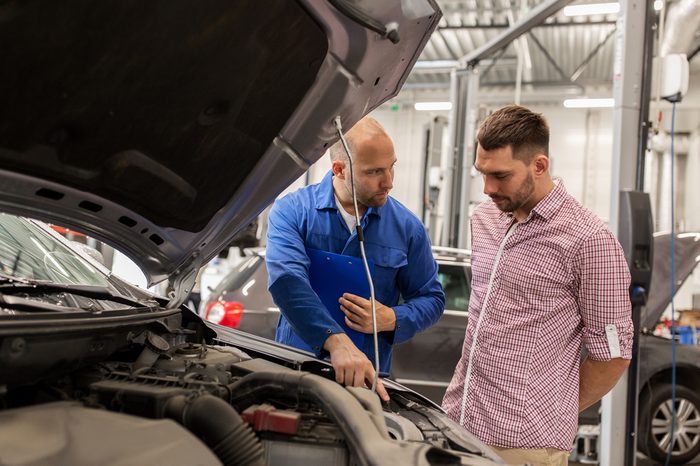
[641,232,700,329]
[0,0,440,303]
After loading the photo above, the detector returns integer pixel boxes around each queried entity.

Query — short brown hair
[476,105,549,162]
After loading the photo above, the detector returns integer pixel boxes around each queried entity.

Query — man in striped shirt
[442,105,633,466]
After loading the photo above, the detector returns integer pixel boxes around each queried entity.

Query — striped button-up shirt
[442,181,633,451]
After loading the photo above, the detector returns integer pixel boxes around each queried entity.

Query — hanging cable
[333,116,381,395]
[665,100,677,466]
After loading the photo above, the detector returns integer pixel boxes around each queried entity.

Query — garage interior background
[101,1,700,322]
[274,0,700,313]
[103,0,700,311]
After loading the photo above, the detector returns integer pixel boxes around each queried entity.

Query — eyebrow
[473,165,512,177]
[365,159,397,170]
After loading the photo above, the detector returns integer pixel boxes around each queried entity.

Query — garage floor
[571,452,700,465]
[637,455,700,466]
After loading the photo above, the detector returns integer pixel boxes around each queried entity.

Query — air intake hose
[164,394,264,466]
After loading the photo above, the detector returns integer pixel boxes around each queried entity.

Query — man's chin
[492,198,515,212]
[366,196,389,208]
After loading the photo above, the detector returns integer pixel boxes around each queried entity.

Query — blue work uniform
[266,171,445,372]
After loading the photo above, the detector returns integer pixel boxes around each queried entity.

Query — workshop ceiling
[406,0,632,92]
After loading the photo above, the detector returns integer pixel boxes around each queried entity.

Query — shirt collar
[498,178,567,224]
[314,170,382,218]
[315,170,336,210]
[531,178,567,221]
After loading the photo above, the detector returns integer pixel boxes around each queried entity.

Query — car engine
[0,324,499,466]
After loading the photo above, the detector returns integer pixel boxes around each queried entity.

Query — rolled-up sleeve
[266,198,344,355]
[392,227,445,344]
[575,229,633,360]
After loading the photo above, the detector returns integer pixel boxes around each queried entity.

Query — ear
[532,154,549,177]
[332,159,346,178]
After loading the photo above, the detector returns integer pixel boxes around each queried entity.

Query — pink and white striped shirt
[442,181,633,451]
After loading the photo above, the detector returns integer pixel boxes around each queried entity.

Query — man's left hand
[339,293,396,333]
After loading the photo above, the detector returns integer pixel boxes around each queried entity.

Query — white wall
[358,104,616,223]
[280,109,437,217]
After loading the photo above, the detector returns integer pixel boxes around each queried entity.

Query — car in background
[202,246,472,401]
[0,2,514,465]
[203,234,700,464]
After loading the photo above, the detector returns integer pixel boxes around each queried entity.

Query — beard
[360,191,390,208]
[491,173,535,213]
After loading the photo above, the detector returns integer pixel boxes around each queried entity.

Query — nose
[482,176,496,196]
[381,170,393,190]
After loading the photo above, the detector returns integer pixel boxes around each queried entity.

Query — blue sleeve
[266,198,344,355]
[391,226,445,344]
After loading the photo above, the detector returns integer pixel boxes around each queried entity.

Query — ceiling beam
[438,19,615,30]
[459,0,575,67]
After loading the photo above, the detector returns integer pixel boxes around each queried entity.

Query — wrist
[323,332,350,352]
[382,306,397,332]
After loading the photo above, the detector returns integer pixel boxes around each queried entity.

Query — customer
[266,116,445,402]
[442,105,633,465]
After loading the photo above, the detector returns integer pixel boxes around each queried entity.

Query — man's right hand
[323,333,389,401]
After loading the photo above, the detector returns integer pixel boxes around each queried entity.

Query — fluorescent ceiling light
[563,2,620,16]
[563,98,615,108]
[414,101,452,111]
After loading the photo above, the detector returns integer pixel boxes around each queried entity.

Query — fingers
[339,295,367,317]
[375,378,390,402]
[325,333,390,402]
[353,365,365,388]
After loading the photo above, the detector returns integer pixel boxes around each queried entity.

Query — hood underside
[642,232,700,329]
[0,0,440,300]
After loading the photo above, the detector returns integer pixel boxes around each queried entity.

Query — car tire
[638,383,700,464]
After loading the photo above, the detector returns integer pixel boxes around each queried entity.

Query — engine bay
[0,320,500,466]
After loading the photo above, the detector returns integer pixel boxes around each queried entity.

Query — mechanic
[266,116,445,402]
[442,105,633,466]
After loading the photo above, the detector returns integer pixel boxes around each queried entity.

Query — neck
[512,177,556,222]
[332,175,367,217]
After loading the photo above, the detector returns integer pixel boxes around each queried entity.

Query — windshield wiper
[0,280,153,309]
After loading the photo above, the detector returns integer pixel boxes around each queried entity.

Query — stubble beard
[494,173,535,213]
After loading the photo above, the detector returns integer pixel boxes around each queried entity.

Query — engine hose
[164,394,264,466]
[228,370,390,466]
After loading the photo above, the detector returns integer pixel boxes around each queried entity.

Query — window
[437,263,470,312]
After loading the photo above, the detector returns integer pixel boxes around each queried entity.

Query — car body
[0,1,513,465]
[204,234,700,464]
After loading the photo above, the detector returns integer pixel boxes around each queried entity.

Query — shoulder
[385,197,425,232]
[274,183,317,208]
[555,195,622,258]
[270,183,318,222]
[471,200,501,225]
[557,194,609,239]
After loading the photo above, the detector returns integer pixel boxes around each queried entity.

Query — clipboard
[287,248,375,352]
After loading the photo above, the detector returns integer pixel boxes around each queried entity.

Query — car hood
[641,232,700,329]
[0,0,440,303]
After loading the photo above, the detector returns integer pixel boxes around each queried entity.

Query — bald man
[266,117,445,401]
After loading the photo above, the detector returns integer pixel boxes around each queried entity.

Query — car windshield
[437,263,470,311]
[218,255,264,293]
[0,213,111,287]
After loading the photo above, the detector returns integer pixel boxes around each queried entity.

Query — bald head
[329,116,389,162]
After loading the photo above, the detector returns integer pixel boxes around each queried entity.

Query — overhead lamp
[414,101,452,111]
[563,98,615,108]
[564,1,662,16]
[563,2,620,16]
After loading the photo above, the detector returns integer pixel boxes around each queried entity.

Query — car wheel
[638,383,700,464]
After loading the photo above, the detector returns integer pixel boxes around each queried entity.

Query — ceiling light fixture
[563,98,615,108]
[563,2,620,16]
[414,101,453,111]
